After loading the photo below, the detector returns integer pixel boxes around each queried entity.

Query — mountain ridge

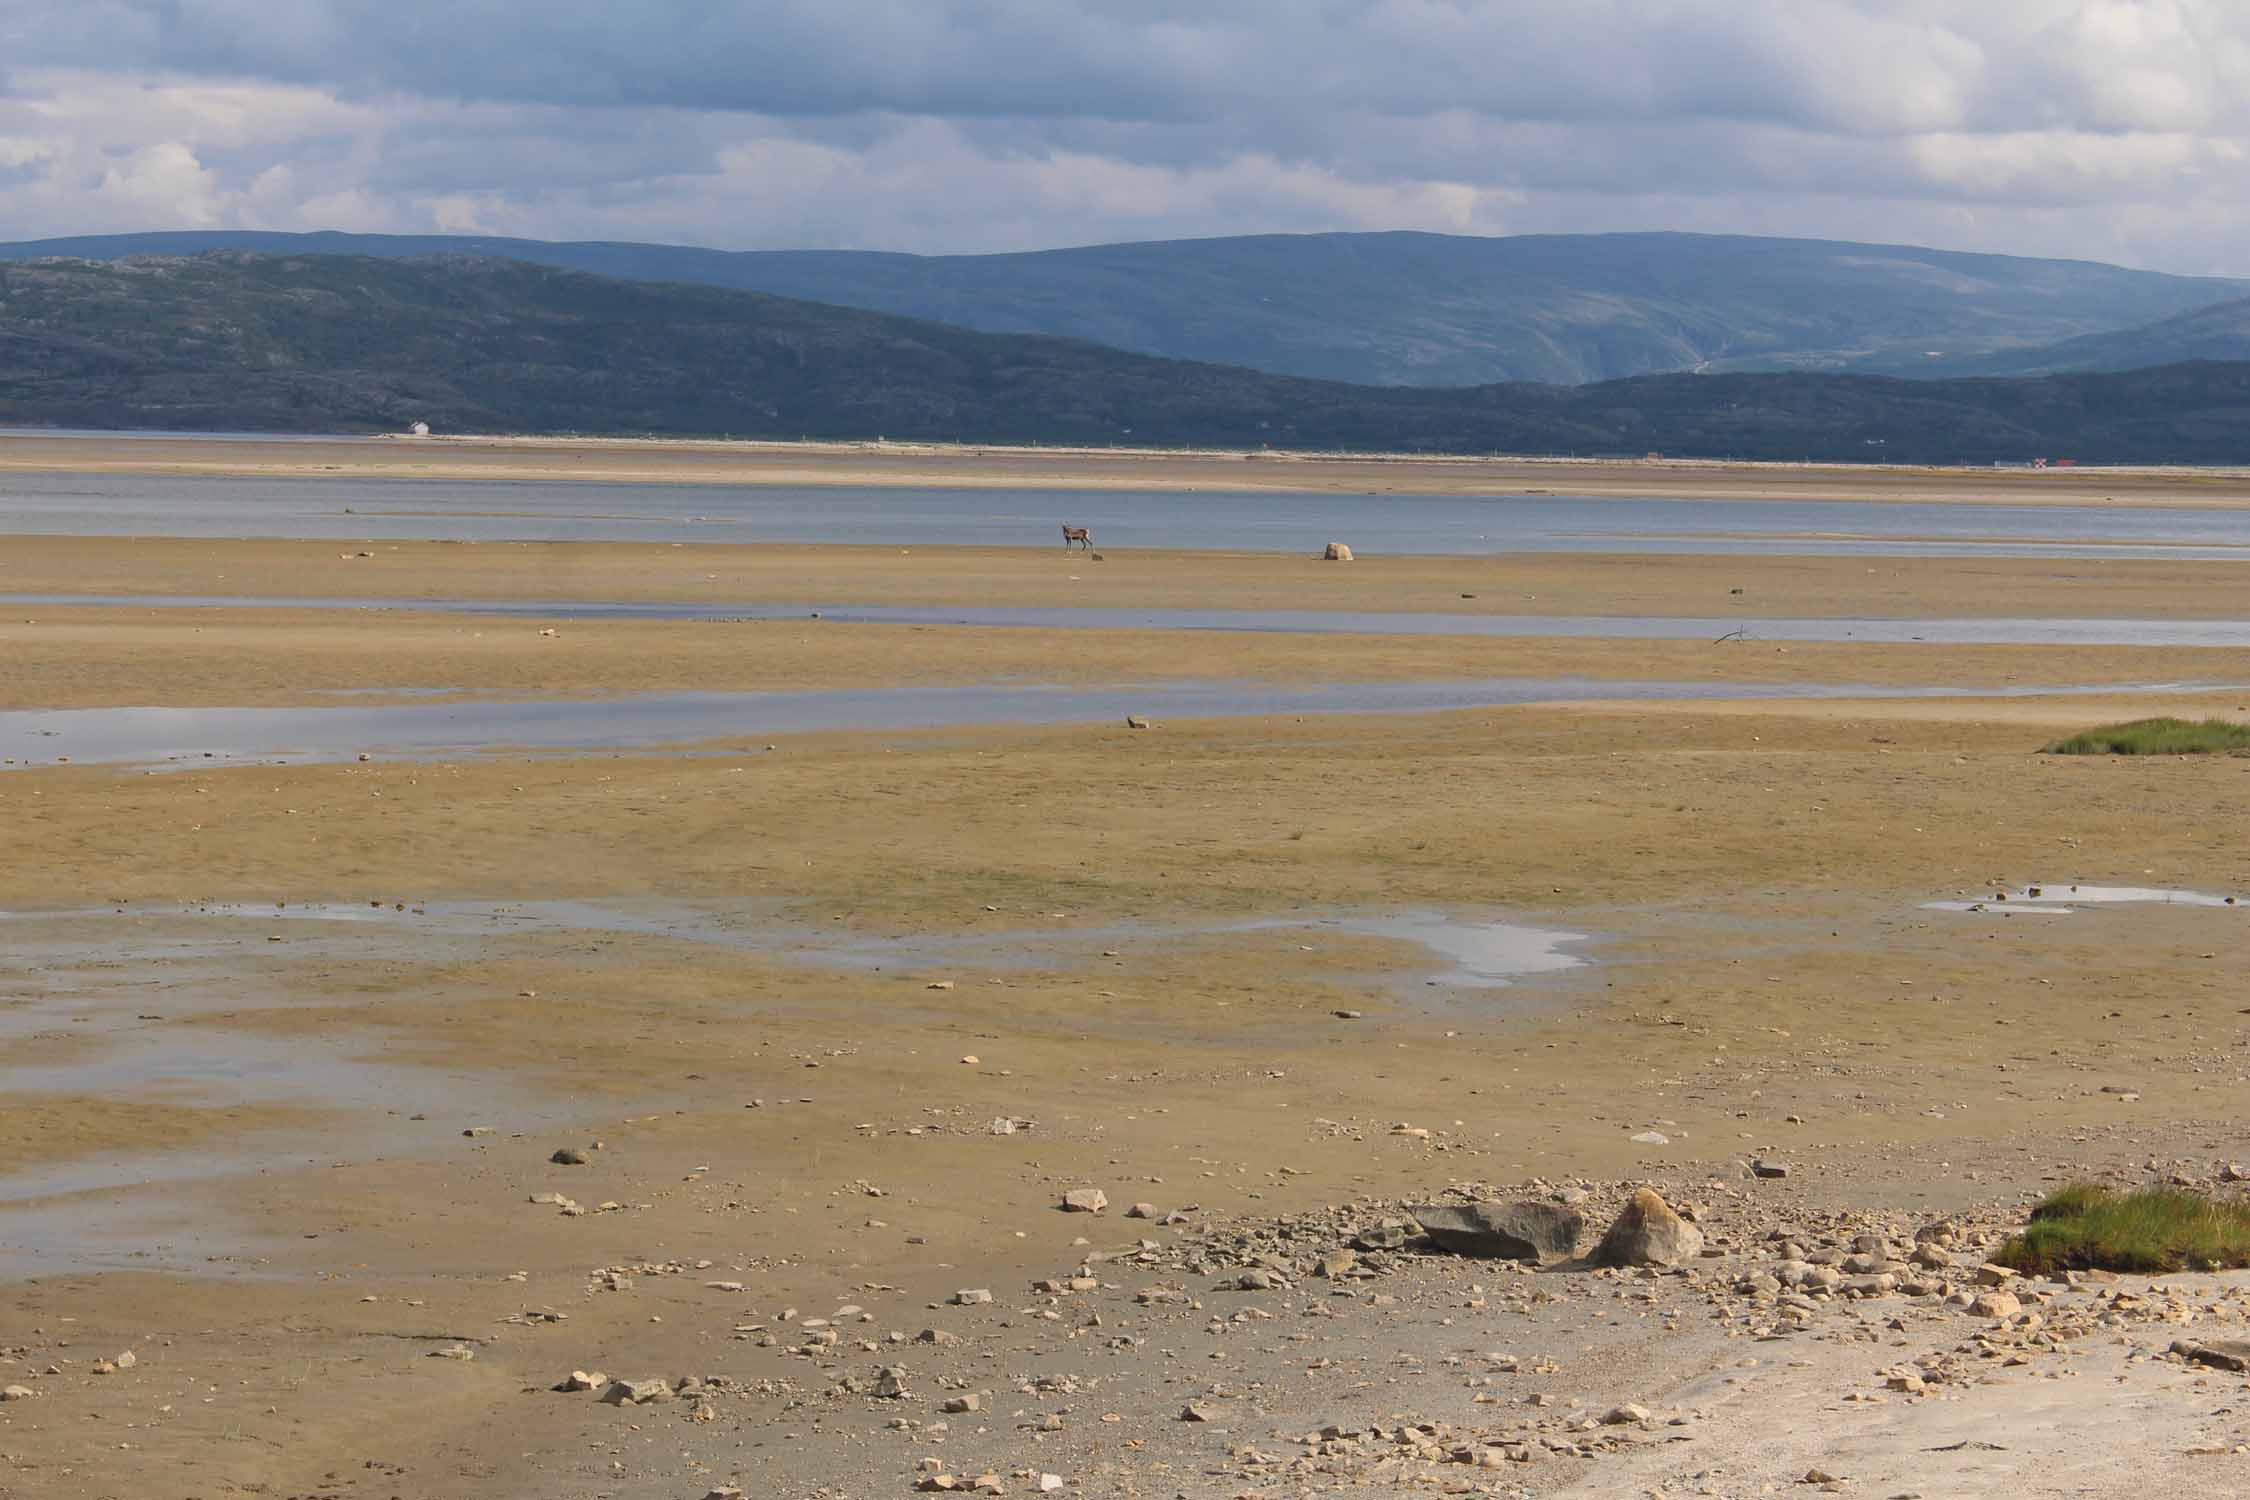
[2,227,2240,387]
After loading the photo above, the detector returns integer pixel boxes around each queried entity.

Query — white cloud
[0,3,2246,271]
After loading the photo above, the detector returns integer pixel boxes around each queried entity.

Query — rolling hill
[4,250,2250,464]
[1939,296,2250,376]
[0,228,2239,388]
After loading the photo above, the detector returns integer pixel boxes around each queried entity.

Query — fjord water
[8,469,2250,556]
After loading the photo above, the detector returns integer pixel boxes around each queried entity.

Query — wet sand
[6,527,2250,1499]
[6,430,2250,505]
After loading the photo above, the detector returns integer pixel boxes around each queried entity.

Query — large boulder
[1406,1200,1584,1262]
[1593,1187,1704,1267]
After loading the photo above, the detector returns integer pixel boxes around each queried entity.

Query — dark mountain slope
[4,251,2250,464]
[1,228,2238,387]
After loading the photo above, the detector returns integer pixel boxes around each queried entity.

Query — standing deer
[1061,524,1092,551]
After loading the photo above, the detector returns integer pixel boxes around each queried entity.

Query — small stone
[705,1489,746,1500]
[942,1393,982,1413]
[550,1147,588,1165]
[927,980,956,991]
[1974,1264,2018,1287]
[1969,1291,2022,1319]
[1125,1202,1156,1219]
[915,1328,959,1345]
[1887,1373,1927,1394]
[1124,716,1151,730]
[1803,1469,1842,1485]
[952,1289,993,1305]
[1630,1131,1670,1146]
[1603,1404,1649,1425]
[598,1378,673,1405]
[427,1345,475,1361]
[556,1370,604,1392]
[1037,1477,1063,1494]
[0,1386,32,1401]
[1752,1159,1791,1179]
[1061,1189,1108,1214]
[1181,1402,1217,1421]
[1314,1249,1358,1279]
[113,1351,137,1370]
[872,1366,909,1398]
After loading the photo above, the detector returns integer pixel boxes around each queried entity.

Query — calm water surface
[5,470,2250,556]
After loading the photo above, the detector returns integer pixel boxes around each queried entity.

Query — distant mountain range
[6,250,2250,464]
[3,228,2243,388]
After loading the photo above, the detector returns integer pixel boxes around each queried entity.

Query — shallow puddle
[0,896,1588,1275]
[1924,883,2243,916]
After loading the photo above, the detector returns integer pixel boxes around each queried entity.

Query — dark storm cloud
[0,2,2246,269]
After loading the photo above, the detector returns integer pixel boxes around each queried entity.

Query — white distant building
[407,420,431,437]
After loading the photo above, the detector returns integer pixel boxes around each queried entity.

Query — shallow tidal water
[5,676,2234,770]
[14,592,2250,647]
[5,468,2250,556]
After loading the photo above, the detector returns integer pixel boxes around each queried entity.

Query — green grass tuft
[2041,717,2250,756]
[1994,1184,2250,1274]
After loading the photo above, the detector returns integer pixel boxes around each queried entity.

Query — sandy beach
[6,453,2250,1500]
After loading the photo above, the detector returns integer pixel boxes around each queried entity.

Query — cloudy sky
[2,1,2247,271]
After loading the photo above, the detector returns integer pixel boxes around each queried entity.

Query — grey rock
[2176,1339,2250,1373]
[1407,1200,1584,1262]
[1352,1221,1415,1252]
[1752,1159,1791,1179]
[550,1147,588,1165]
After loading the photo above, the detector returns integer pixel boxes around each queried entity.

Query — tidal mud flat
[4,480,2250,1498]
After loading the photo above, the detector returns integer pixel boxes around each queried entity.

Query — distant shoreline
[3,428,2250,506]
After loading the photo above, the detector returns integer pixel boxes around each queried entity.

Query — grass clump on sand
[2041,717,2250,756]
[1993,1184,2250,1274]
